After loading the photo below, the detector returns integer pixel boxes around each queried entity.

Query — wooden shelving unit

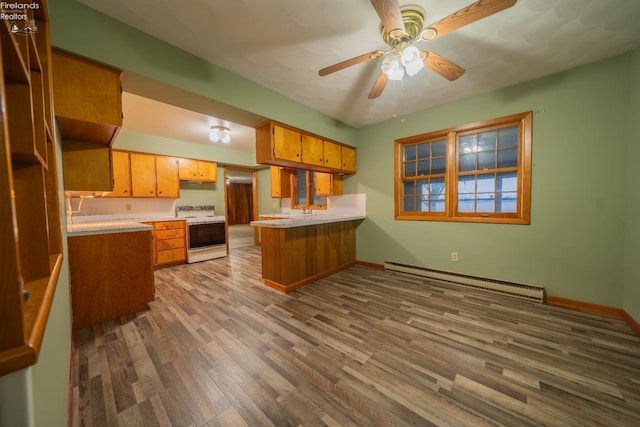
[0,0,63,376]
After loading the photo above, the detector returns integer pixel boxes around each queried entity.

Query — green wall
[623,47,640,321]
[353,54,631,307]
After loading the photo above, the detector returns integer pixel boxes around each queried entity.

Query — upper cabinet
[52,50,122,145]
[155,155,180,198]
[130,153,156,197]
[178,158,217,182]
[108,150,131,197]
[256,121,356,175]
[51,50,123,192]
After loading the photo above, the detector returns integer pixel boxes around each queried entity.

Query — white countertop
[67,221,154,237]
[250,214,366,228]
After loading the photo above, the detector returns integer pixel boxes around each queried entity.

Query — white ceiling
[80,0,640,143]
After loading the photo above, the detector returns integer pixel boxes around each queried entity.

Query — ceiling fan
[319,0,517,99]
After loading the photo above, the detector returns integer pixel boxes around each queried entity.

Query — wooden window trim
[395,111,532,224]
[291,170,327,210]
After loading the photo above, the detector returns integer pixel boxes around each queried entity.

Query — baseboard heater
[384,261,545,303]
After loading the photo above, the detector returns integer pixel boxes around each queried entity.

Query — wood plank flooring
[72,246,640,426]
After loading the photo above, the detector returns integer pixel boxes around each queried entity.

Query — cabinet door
[198,161,217,182]
[178,158,198,180]
[314,172,333,196]
[273,125,302,163]
[270,166,291,198]
[323,141,342,169]
[130,153,156,197]
[156,156,179,198]
[108,150,130,197]
[301,134,324,166]
[341,145,357,172]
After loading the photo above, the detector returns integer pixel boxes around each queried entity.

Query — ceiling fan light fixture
[400,45,424,77]
[209,126,231,143]
[381,54,401,75]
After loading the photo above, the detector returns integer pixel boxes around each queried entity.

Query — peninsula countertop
[251,213,366,229]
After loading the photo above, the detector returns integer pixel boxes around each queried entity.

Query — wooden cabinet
[341,145,357,172]
[0,1,65,375]
[108,150,131,197]
[68,230,154,329]
[273,124,302,163]
[155,155,180,198]
[256,120,356,174]
[323,140,342,170]
[52,50,122,192]
[146,220,186,267]
[315,172,343,196]
[129,153,179,198]
[130,152,157,197]
[61,140,113,192]
[270,166,292,198]
[178,158,217,182]
[301,134,324,167]
[52,49,122,145]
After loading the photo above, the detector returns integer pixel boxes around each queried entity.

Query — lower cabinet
[68,230,155,329]
[146,220,187,267]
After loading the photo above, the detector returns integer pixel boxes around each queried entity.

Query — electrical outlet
[451,252,459,262]
[125,203,132,211]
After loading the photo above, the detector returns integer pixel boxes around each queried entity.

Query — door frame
[223,166,259,245]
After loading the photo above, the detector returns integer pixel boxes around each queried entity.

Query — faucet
[301,208,312,215]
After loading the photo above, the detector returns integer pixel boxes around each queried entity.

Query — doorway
[223,166,259,249]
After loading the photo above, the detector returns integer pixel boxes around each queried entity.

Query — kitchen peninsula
[251,194,366,292]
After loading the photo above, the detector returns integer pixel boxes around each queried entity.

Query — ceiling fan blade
[319,50,384,76]
[370,0,405,38]
[368,73,388,99]
[421,51,465,81]
[422,0,517,41]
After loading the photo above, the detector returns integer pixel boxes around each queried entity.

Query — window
[395,111,532,224]
[292,170,325,210]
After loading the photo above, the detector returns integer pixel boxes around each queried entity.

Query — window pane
[430,194,445,212]
[296,170,307,205]
[459,153,476,172]
[417,160,430,176]
[459,134,477,154]
[477,175,495,193]
[432,140,446,156]
[405,145,416,161]
[497,172,517,192]
[478,151,496,170]
[403,196,414,211]
[404,162,416,177]
[458,194,475,212]
[458,175,475,194]
[416,179,429,195]
[403,180,415,196]
[497,192,517,213]
[498,126,518,148]
[431,157,446,174]
[417,196,429,212]
[478,131,496,151]
[430,178,445,195]
[417,143,430,159]
[477,193,495,213]
[497,148,518,168]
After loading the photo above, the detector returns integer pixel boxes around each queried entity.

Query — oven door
[187,221,226,251]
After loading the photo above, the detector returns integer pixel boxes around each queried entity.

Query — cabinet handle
[124,190,128,193]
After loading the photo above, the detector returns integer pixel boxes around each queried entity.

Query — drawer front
[156,237,184,251]
[154,220,185,231]
[156,248,185,265]
[155,228,185,240]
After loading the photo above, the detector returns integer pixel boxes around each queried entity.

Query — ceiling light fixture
[382,45,424,81]
[209,126,231,143]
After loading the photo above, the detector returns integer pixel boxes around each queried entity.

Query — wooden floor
[72,246,640,426]
[228,224,255,249]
